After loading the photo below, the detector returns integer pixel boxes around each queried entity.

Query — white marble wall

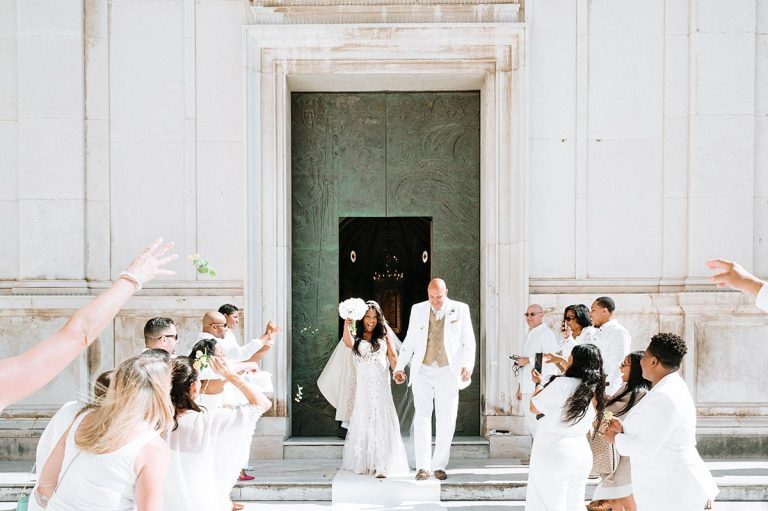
[528,0,764,286]
[0,0,767,456]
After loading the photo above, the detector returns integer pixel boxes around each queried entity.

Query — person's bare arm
[0,239,176,411]
[707,259,765,297]
[134,437,170,511]
[211,357,272,411]
[36,425,71,505]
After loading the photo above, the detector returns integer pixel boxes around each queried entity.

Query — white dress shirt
[518,323,559,394]
[592,319,631,396]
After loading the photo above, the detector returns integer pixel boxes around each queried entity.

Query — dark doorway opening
[339,217,431,436]
[338,217,431,341]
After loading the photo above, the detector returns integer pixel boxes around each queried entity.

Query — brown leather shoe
[415,469,430,480]
[434,469,448,480]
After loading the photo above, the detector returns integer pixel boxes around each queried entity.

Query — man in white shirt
[707,259,768,311]
[143,317,178,355]
[514,304,559,436]
[217,304,274,363]
[590,297,631,396]
[605,333,718,510]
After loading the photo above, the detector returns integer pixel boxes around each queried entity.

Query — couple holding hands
[319,278,476,480]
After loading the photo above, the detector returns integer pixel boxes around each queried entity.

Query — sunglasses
[524,312,542,317]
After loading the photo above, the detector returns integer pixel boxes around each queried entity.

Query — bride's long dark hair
[353,301,386,356]
[561,343,607,424]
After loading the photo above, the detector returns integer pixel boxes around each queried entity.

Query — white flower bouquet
[338,297,368,321]
[338,298,368,336]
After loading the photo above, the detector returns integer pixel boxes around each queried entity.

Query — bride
[331,301,409,478]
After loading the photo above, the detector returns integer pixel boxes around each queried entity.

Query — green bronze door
[291,92,480,436]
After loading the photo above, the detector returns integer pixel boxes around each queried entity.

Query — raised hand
[210,356,234,380]
[706,259,764,297]
[121,238,177,288]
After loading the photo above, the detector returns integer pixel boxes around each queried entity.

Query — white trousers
[411,365,459,472]
[522,393,539,437]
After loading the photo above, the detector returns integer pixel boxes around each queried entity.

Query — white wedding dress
[341,338,409,476]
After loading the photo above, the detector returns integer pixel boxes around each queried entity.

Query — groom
[394,278,476,481]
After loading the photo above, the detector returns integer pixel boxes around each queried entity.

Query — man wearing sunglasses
[514,304,558,437]
[143,317,178,355]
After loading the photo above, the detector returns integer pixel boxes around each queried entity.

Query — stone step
[283,436,490,460]
[1,459,766,503]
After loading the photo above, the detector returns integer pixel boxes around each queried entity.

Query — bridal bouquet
[338,297,368,336]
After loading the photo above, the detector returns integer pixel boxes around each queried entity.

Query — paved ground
[1,459,766,509]
[2,503,768,510]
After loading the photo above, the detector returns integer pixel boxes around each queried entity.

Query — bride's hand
[393,370,406,384]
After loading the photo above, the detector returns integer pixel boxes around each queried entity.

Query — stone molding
[244,22,527,436]
[249,3,520,24]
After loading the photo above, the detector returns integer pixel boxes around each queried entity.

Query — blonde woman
[36,356,174,511]
[0,238,176,413]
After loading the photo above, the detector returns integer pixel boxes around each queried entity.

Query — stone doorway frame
[244,23,528,440]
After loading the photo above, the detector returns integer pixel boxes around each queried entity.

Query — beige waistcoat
[422,311,449,367]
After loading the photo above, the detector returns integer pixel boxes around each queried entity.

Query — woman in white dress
[589,351,651,511]
[526,343,607,511]
[165,355,270,511]
[37,356,173,511]
[341,301,409,478]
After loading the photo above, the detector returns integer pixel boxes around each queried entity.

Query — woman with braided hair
[525,343,607,510]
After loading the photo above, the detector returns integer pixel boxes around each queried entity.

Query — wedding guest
[515,304,559,436]
[0,239,176,413]
[37,356,173,511]
[144,317,178,355]
[547,304,598,373]
[707,259,768,310]
[188,338,261,509]
[525,343,607,510]
[218,304,279,363]
[604,333,719,510]
[590,297,631,396]
[28,371,113,511]
[589,351,651,511]
[165,356,270,511]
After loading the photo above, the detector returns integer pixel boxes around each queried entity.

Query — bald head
[202,311,228,339]
[525,303,544,329]
[427,278,448,310]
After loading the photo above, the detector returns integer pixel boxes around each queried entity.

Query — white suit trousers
[522,393,538,437]
[411,365,459,472]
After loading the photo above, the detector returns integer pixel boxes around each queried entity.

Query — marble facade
[0,0,766,458]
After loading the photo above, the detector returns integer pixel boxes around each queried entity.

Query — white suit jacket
[615,372,718,509]
[394,299,476,388]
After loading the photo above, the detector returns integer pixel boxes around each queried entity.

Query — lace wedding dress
[341,338,409,476]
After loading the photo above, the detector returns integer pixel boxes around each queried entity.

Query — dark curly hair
[170,356,202,431]
[606,351,651,417]
[561,343,607,424]
[353,301,386,356]
[647,332,687,370]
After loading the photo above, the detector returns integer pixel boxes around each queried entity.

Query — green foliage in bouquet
[189,254,217,278]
